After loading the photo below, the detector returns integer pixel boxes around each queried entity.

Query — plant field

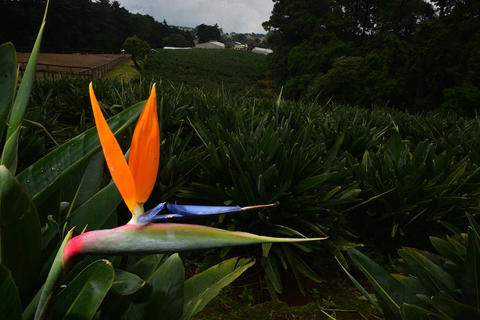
[26,78,480,252]
[21,76,480,318]
[3,2,480,320]
[144,49,268,96]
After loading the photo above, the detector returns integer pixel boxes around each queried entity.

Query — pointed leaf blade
[0,264,22,320]
[51,260,114,320]
[182,257,255,320]
[0,165,41,300]
[0,42,16,142]
[111,269,146,296]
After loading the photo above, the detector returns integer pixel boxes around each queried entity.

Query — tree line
[264,0,480,113]
[0,0,194,52]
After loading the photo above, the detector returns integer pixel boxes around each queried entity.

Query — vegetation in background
[264,0,480,114]
[0,0,194,52]
[21,76,480,298]
[195,24,222,43]
[123,35,150,70]
[143,49,269,96]
[344,214,480,319]
[103,59,140,80]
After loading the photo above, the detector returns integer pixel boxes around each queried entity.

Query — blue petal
[139,203,274,222]
[138,202,166,223]
[167,203,242,216]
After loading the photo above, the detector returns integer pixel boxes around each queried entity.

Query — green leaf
[0,264,22,320]
[68,180,122,232]
[64,224,326,260]
[0,42,17,142]
[262,256,283,294]
[463,229,480,309]
[347,248,417,320]
[398,248,456,295]
[2,2,49,173]
[0,165,41,300]
[325,133,344,167]
[294,172,336,194]
[51,259,114,320]
[112,269,146,296]
[129,254,166,281]
[0,126,20,173]
[17,100,144,221]
[431,295,480,319]
[182,257,255,320]
[336,255,380,311]
[144,253,184,320]
[69,151,105,213]
[430,236,465,267]
[400,303,446,320]
[35,228,73,320]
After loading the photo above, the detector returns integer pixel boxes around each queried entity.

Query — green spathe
[64,223,326,264]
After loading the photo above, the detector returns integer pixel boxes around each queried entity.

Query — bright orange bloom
[89,83,159,221]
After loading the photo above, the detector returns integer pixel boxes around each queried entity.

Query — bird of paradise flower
[63,84,325,264]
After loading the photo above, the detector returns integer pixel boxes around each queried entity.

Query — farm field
[16,52,125,66]
[144,49,269,96]
[7,46,480,320]
[3,0,479,319]
[16,52,129,78]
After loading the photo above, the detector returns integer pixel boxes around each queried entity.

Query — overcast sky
[116,0,274,34]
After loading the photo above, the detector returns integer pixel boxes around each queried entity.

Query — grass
[103,59,140,81]
[144,49,269,96]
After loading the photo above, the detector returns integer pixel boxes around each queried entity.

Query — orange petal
[128,84,160,203]
[89,83,137,212]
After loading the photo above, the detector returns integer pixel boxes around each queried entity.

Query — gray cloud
[116,0,273,33]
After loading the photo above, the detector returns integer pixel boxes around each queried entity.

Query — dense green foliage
[0,32,255,318]
[143,49,268,96]
[195,24,222,43]
[23,76,480,294]
[123,35,150,69]
[345,214,480,319]
[0,0,194,52]
[264,0,480,113]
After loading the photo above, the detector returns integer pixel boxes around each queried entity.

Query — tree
[195,24,221,43]
[123,35,150,70]
[164,33,190,47]
[262,0,480,112]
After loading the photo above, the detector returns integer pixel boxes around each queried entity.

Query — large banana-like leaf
[63,224,327,263]
[182,257,254,320]
[144,253,184,320]
[68,180,122,232]
[398,248,455,295]
[1,2,49,174]
[347,248,418,320]
[0,165,41,300]
[111,269,146,296]
[0,264,22,320]
[51,260,114,320]
[17,101,144,220]
[0,42,16,142]
[17,101,144,197]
